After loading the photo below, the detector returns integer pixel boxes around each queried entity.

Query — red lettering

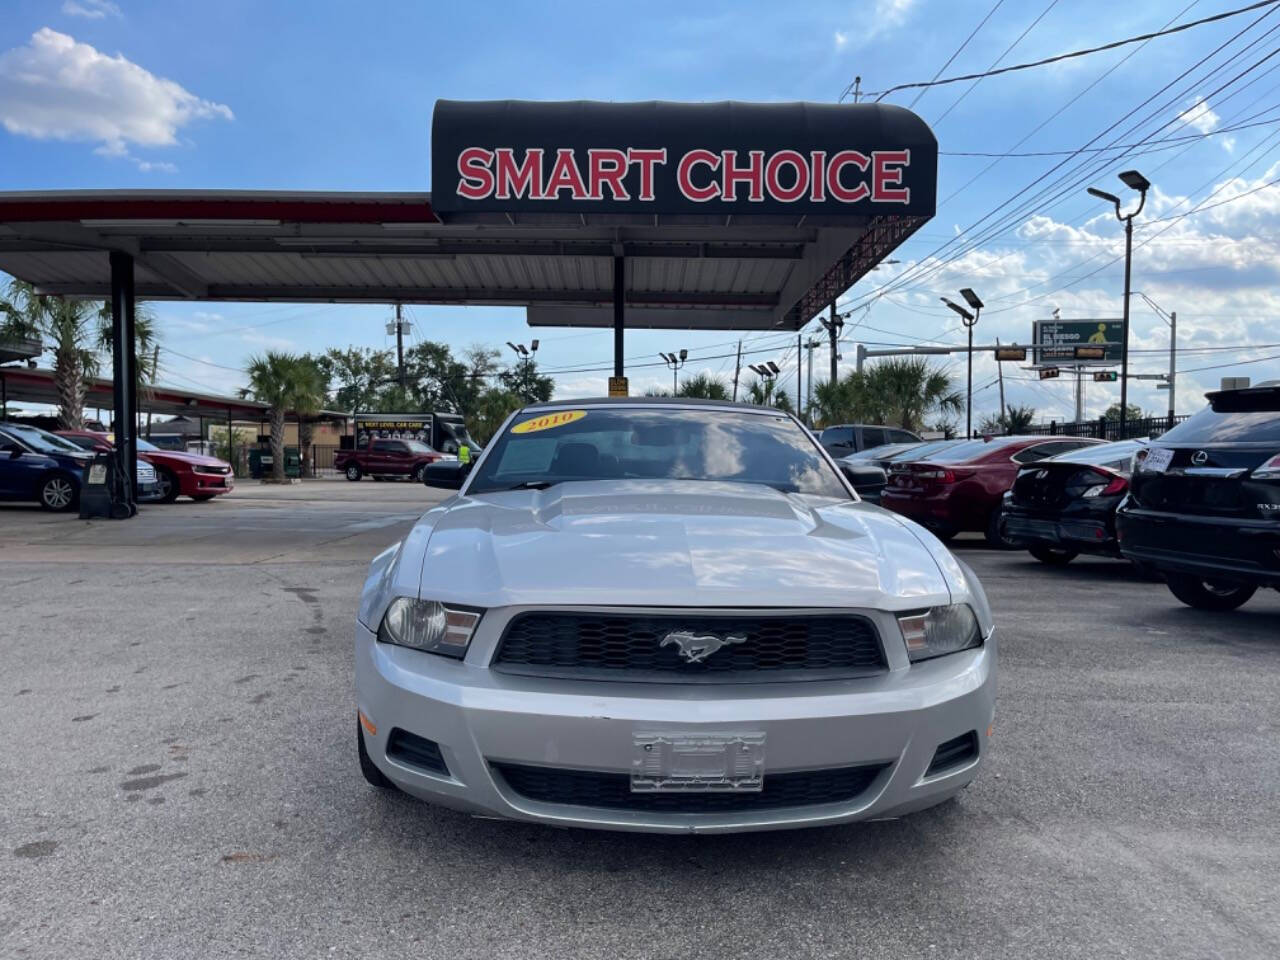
[456,147,494,200]
[764,150,809,202]
[810,151,826,202]
[872,150,910,203]
[827,150,870,203]
[494,148,544,200]
[544,149,589,200]
[588,148,630,200]
[677,149,720,202]
[627,148,667,201]
[721,150,765,202]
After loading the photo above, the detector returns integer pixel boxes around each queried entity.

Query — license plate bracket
[631,732,765,793]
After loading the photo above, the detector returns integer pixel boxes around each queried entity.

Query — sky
[2,0,1279,424]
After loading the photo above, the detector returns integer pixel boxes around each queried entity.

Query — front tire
[345,464,362,482]
[156,468,180,503]
[38,473,78,512]
[411,464,426,483]
[1165,574,1256,611]
[1029,544,1078,566]
[357,720,395,789]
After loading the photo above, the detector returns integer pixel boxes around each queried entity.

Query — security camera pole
[660,348,688,394]
[1088,169,1149,438]
[941,289,983,439]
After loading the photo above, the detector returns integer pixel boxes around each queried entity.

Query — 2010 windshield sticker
[511,410,587,434]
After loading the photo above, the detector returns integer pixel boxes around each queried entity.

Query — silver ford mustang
[354,398,996,834]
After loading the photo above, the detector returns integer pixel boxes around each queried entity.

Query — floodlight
[1118,170,1150,192]
[960,288,983,311]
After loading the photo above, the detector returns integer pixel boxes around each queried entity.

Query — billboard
[1034,320,1123,364]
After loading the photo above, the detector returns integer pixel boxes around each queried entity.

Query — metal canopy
[0,191,925,331]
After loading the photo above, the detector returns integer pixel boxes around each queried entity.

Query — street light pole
[942,288,983,439]
[660,349,687,394]
[1088,169,1148,438]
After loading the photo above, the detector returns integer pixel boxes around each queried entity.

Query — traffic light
[1039,367,1060,380]
[1093,371,1118,382]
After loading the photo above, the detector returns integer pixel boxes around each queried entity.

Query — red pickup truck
[335,437,451,482]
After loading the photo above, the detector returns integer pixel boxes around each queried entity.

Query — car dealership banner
[431,100,937,218]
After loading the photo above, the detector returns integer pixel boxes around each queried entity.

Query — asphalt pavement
[2,480,1278,959]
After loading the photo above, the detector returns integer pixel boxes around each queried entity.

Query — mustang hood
[417,480,952,609]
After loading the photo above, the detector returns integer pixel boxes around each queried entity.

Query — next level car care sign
[431,100,937,219]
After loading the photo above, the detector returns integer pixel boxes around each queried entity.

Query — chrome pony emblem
[661,630,747,663]
[1191,450,1209,465]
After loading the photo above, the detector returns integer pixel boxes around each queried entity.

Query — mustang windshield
[468,406,849,498]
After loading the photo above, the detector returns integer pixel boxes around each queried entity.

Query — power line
[940,111,1280,156]
[861,0,1280,101]
[905,0,1006,109]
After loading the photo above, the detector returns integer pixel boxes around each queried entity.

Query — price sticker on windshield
[511,410,587,435]
[1140,447,1174,473]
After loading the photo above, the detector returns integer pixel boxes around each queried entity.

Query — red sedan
[57,430,235,502]
[879,435,1104,546]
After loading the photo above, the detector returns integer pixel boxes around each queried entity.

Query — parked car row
[840,383,1280,613]
[0,423,232,512]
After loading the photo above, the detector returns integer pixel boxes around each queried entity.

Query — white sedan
[353,399,996,833]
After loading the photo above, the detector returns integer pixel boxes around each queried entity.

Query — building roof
[0,365,347,421]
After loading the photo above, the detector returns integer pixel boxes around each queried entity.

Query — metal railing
[987,415,1189,441]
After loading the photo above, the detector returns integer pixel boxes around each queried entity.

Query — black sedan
[1002,439,1149,566]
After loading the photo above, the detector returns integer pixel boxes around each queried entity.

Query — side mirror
[3,446,21,459]
[423,459,471,490]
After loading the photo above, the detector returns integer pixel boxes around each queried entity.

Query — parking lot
[3,482,1278,960]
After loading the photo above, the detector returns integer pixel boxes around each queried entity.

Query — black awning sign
[432,100,937,218]
[455,146,915,207]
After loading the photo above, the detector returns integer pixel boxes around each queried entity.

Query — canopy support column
[612,254,625,379]
[109,251,138,516]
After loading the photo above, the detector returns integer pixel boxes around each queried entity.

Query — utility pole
[797,333,803,419]
[394,303,406,390]
[146,344,159,439]
[1167,310,1177,426]
[995,337,1006,426]
[1074,366,1085,424]
[805,338,819,424]
[732,340,742,401]
[820,303,843,384]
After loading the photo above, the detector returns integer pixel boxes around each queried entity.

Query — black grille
[492,612,886,682]
[926,731,978,777]
[386,728,449,776]
[493,762,887,813]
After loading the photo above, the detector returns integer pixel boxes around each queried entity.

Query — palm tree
[676,373,730,400]
[808,359,960,432]
[243,351,305,482]
[1,279,158,430]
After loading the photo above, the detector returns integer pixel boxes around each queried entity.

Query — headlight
[897,604,981,662]
[377,597,481,658]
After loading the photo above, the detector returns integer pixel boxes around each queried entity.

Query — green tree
[0,279,157,430]
[978,404,1037,435]
[243,352,310,482]
[808,358,961,432]
[1103,402,1147,423]
[677,373,730,400]
[469,387,524,445]
[316,347,395,414]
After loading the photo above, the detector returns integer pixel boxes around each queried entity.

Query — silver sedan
[354,399,996,834]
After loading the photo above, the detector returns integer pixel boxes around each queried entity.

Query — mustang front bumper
[354,611,996,834]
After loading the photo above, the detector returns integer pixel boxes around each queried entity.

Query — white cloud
[834,0,916,50]
[1177,96,1233,152]
[62,0,121,19]
[0,28,232,165]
